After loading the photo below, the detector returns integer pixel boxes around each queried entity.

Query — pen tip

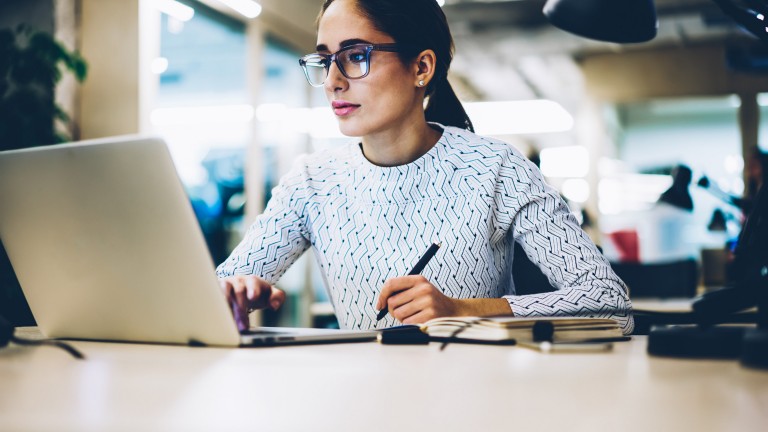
[436,242,442,247]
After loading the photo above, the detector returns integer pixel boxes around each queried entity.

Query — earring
[418,80,425,87]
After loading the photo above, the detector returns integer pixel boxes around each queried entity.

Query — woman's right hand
[218,275,286,331]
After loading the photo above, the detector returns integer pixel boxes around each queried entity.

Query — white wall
[620,112,742,188]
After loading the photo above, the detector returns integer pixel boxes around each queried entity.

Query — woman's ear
[414,49,437,88]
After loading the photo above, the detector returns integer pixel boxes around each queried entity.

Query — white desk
[1,332,766,432]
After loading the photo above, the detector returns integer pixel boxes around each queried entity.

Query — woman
[217,0,633,333]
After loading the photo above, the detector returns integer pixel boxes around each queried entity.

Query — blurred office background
[1,0,767,327]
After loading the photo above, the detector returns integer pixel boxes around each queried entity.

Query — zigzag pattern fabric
[217,125,634,334]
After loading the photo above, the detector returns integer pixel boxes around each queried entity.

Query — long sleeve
[493,151,634,334]
[214,126,633,332]
[215,162,311,284]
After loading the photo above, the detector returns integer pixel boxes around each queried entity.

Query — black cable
[9,335,86,360]
[439,319,478,351]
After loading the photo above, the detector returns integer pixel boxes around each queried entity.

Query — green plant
[0,24,87,152]
[0,25,87,326]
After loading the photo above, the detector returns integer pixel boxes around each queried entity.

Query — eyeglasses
[298,43,405,87]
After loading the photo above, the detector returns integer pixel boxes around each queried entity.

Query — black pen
[376,241,442,322]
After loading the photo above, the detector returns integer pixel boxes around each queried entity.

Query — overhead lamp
[151,104,255,126]
[543,0,768,45]
[255,100,574,139]
[217,0,262,18]
[539,146,589,178]
[155,0,195,22]
[542,0,658,43]
[463,100,574,135]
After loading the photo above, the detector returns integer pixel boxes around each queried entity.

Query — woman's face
[317,0,422,138]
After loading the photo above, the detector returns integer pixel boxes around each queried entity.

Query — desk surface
[1,331,767,432]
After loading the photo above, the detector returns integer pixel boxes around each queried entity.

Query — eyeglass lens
[338,46,369,78]
[302,45,371,86]
[303,60,328,87]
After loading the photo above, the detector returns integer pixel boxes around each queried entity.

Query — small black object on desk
[532,320,555,342]
[377,325,430,345]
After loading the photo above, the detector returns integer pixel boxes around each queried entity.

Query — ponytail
[424,76,474,132]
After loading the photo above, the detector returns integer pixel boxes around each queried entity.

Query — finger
[219,279,234,303]
[268,287,286,310]
[377,276,420,310]
[220,279,241,323]
[391,296,424,323]
[233,277,249,318]
[220,278,244,318]
[230,297,249,331]
[221,277,248,331]
[401,310,434,325]
[387,287,419,311]
[249,277,278,310]
[244,276,269,309]
[388,278,435,311]
[389,287,434,322]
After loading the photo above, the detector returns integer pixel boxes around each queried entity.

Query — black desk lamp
[543,0,768,44]
[541,0,768,369]
[543,0,658,43]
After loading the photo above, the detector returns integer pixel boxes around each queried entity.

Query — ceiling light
[562,178,590,203]
[151,57,169,75]
[154,0,195,22]
[151,105,255,126]
[217,0,262,18]
[463,100,574,135]
[540,146,589,178]
[255,99,574,139]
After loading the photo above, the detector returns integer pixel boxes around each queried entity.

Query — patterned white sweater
[217,125,634,334]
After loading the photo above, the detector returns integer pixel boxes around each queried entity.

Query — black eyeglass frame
[298,43,409,87]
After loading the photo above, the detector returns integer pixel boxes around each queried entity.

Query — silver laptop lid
[0,136,241,346]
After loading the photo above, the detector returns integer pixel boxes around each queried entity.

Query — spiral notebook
[420,316,626,344]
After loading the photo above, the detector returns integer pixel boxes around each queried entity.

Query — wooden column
[79,0,158,139]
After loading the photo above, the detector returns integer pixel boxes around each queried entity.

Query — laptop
[0,135,377,347]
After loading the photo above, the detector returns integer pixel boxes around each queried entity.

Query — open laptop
[0,136,376,347]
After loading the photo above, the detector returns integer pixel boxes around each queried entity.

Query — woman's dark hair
[319,0,474,132]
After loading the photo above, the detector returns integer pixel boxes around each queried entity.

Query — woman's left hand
[376,275,460,324]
